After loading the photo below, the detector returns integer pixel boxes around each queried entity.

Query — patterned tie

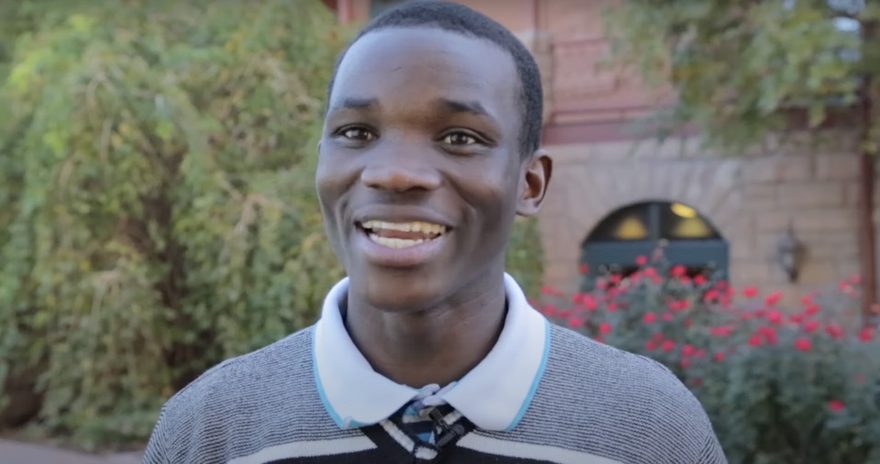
[393,383,460,446]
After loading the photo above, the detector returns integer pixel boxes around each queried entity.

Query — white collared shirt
[312,273,551,432]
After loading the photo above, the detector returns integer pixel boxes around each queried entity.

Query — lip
[351,207,454,268]
[353,209,454,231]
[355,227,450,268]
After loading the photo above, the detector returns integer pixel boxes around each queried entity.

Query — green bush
[539,257,880,464]
[0,1,545,449]
[0,0,346,448]
[506,217,544,298]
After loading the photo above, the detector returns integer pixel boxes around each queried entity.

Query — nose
[360,150,442,193]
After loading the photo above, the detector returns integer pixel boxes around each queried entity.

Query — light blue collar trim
[312,273,550,431]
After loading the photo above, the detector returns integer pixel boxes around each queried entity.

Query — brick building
[326,0,869,300]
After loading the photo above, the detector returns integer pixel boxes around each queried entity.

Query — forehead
[329,27,519,120]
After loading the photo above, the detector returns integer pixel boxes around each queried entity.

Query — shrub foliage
[0,0,348,446]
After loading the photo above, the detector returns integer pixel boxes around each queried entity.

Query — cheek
[459,161,520,227]
[314,159,333,203]
[314,166,335,221]
[315,156,356,267]
[315,153,356,234]
[316,150,354,204]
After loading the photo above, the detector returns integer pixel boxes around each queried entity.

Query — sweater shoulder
[168,326,315,407]
[547,325,699,410]
[145,327,354,463]
[488,324,721,463]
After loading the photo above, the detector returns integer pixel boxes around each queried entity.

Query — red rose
[825,323,845,340]
[710,325,734,337]
[581,294,598,311]
[859,326,876,342]
[766,310,783,325]
[541,304,558,317]
[567,317,586,329]
[643,312,658,325]
[668,300,691,312]
[758,326,778,345]
[828,400,846,412]
[681,344,697,357]
[794,337,812,352]
[743,287,758,298]
[541,285,560,296]
[703,289,719,302]
[765,291,783,306]
[803,320,820,333]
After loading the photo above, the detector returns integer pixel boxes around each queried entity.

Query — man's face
[317,27,530,311]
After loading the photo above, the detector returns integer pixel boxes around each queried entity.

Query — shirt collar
[313,273,550,432]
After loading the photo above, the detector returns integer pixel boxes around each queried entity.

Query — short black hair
[327,0,543,157]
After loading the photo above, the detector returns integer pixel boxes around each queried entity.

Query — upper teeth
[362,220,446,235]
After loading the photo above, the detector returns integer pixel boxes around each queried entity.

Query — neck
[345,273,507,388]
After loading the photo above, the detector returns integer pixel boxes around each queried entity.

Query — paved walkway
[0,439,142,464]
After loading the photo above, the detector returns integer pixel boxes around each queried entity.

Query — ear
[516,149,552,217]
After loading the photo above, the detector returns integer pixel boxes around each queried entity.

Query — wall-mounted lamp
[776,223,805,283]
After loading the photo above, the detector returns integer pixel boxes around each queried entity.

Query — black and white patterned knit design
[144,325,727,464]
[474,326,726,463]
[143,328,365,464]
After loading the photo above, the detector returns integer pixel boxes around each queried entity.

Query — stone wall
[539,138,867,300]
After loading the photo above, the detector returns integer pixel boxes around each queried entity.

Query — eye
[337,126,376,142]
[441,132,479,146]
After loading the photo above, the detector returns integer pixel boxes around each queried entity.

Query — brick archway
[538,146,746,290]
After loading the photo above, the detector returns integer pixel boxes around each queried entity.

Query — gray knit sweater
[144,324,726,463]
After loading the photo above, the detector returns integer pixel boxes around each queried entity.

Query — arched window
[581,201,728,283]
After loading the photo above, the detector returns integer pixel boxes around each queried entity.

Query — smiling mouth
[359,220,449,249]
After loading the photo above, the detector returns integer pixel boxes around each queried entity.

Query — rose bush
[538,257,880,464]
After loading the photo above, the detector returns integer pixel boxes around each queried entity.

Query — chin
[354,267,448,312]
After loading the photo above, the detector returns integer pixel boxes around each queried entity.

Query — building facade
[326,0,870,302]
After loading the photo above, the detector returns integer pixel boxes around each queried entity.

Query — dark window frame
[582,201,729,281]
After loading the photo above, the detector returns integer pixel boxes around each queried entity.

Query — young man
[144,2,727,463]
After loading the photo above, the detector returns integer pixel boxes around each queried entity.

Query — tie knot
[412,382,456,412]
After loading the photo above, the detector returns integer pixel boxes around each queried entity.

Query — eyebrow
[328,96,497,124]
[331,97,379,111]
[435,98,490,117]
